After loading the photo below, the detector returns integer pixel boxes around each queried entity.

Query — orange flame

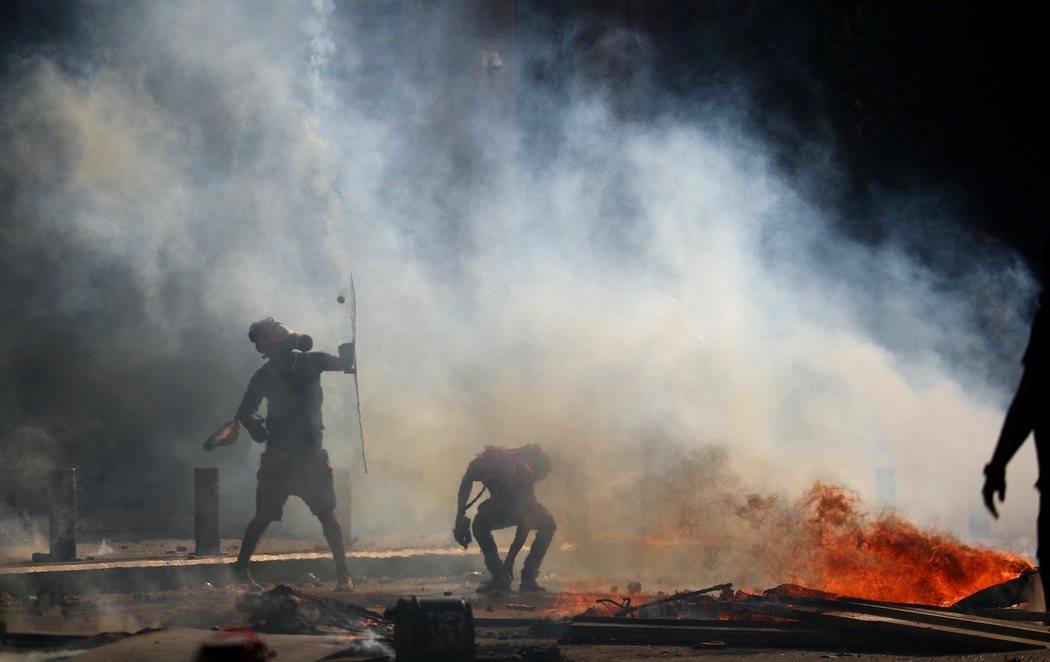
[601,474,1035,613]
[781,483,1033,606]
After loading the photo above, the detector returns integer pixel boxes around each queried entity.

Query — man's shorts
[256,448,337,522]
[474,499,556,533]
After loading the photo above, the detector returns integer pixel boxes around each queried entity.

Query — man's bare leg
[234,519,269,589]
[520,506,556,592]
[318,509,352,591]
[471,514,511,592]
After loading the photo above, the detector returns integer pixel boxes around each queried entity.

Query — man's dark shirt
[237,351,336,454]
[466,446,537,505]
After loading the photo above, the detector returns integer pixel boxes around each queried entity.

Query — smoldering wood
[612,582,734,617]
[953,570,1040,612]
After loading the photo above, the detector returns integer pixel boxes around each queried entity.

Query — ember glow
[546,582,658,619]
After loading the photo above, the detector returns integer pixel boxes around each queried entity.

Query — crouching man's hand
[453,514,472,548]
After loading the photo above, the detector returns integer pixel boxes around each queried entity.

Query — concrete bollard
[48,468,77,562]
[194,467,220,555]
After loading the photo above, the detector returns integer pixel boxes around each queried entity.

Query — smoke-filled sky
[0,1,1045,569]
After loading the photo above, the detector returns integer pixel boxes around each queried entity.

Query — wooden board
[971,608,1050,622]
[794,608,1048,652]
[563,595,1050,654]
[787,597,1050,643]
[563,620,874,649]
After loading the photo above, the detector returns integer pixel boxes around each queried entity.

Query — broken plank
[563,620,876,650]
[970,608,1050,623]
[787,597,1050,643]
[795,608,1048,652]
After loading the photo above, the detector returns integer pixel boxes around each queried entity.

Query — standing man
[983,243,1049,599]
[454,444,556,593]
[233,317,356,591]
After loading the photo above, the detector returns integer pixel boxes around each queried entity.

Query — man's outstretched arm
[315,346,355,373]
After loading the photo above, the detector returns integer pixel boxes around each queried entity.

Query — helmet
[248,318,313,357]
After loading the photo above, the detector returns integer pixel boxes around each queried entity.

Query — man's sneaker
[334,576,354,592]
[475,576,512,594]
[518,574,547,593]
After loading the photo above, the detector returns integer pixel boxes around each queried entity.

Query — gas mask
[248,318,313,358]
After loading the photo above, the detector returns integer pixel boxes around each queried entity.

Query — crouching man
[453,444,556,593]
[232,317,356,591]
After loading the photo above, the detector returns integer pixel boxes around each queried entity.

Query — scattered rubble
[237,584,391,639]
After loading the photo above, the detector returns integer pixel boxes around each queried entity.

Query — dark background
[531,0,1048,267]
[4,0,1046,257]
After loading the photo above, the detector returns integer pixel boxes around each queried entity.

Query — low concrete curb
[0,548,484,595]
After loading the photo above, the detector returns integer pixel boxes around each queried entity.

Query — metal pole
[194,467,220,555]
[49,468,77,562]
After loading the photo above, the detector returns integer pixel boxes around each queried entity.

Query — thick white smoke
[0,1,1039,574]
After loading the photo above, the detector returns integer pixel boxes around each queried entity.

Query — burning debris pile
[555,582,739,619]
[619,445,1033,608]
[781,483,1034,605]
[550,573,1040,623]
[550,578,1050,653]
[537,468,1047,654]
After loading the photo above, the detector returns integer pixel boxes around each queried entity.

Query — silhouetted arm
[310,351,347,372]
[984,367,1038,518]
[991,368,1038,468]
[235,371,268,443]
[457,467,477,516]
[235,373,262,423]
[452,462,480,548]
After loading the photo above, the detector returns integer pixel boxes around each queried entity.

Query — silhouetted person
[983,243,1049,599]
[232,317,356,591]
[453,444,556,593]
